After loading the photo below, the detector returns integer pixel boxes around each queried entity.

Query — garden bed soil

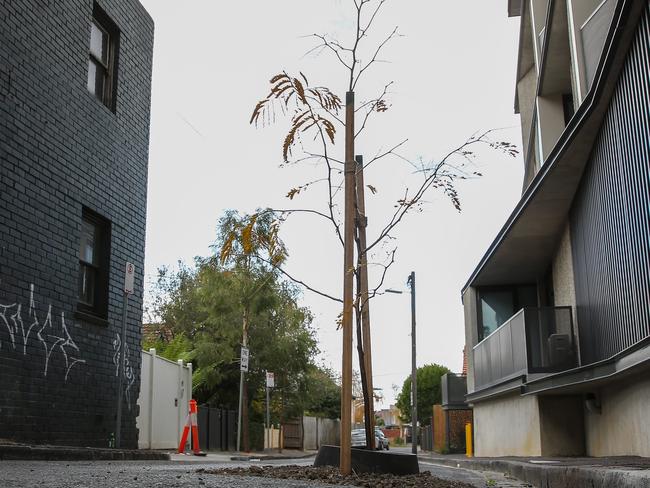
[202,465,476,488]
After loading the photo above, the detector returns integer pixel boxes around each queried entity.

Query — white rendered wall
[474,394,542,456]
[551,222,580,361]
[585,376,650,457]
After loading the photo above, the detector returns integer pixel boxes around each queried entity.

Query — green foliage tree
[148,210,321,422]
[303,365,341,419]
[395,363,451,426]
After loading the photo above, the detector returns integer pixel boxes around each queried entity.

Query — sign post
[265,371,274,449]
[115,262,135,449]
[236,345,249,452]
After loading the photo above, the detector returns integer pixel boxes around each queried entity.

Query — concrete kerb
[170,450,317,463]
[0,443,169,461]
[230,450,318,462]
[418,453,650,488]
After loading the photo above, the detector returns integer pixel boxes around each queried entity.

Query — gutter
[522,337,650,395]
[465,375,525,403]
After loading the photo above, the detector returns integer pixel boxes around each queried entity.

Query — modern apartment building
[0,1,153,447]
[462,0,649,457]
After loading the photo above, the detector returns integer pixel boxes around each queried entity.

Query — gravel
[204,465,477,488]
[0,460,337,488]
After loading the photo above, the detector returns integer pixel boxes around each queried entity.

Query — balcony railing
[472,307,578,391]
[441,373,468,408]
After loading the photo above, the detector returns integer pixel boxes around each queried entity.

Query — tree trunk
[355,156,375,449]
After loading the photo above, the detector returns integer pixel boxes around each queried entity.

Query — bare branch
[362,139,408,171]
[355,81,393,137]
[309,33,353,70]
[367,248,397,302]
[353,26,400,91]
[359,0,387,41]
[364,132,510,253]
[254,254,343,303]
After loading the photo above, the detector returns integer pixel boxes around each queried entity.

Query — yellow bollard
[465,422,473,457]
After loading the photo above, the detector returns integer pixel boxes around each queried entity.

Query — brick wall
[432,405,473,454]
[0,0,153,448]
[447,409,472,453]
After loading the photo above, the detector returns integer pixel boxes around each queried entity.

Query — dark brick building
[0,0,154,448]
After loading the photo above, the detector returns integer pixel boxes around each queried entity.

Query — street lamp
[385,271,417,455]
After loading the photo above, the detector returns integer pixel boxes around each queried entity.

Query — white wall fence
[136,349,192,450]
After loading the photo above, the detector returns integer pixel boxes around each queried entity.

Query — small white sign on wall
[124,262,135,295]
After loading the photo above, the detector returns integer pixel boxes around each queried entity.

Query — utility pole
[340,91,355,475]
[408,271,417,455]
[355,155,375,450]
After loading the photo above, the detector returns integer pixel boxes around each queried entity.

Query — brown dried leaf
[293,78,307,105]
[286,188,301,200]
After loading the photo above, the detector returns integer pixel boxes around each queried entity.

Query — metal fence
[196,407,238,451]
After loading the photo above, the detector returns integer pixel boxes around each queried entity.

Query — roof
[142,323,174,344]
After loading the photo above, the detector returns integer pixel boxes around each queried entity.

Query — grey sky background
[139,0,523,407]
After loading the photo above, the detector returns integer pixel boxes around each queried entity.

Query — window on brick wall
[87,4,119,110]
[78,208,111,321]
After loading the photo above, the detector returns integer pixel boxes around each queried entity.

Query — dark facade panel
[0,0,153,447]
[571,4,650,365]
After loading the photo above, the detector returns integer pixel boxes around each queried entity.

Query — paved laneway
[0,453,531,487]
[0,459,344,488]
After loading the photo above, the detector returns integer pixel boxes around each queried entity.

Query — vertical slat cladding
[571,4,650,365]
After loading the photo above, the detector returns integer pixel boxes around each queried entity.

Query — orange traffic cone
[178,399,206,455]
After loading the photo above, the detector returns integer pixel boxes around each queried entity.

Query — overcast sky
[139,0,523,408]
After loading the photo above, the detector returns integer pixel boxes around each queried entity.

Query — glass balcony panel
[525,307,577,372]
[472,307,578,391]
[480,290,515,339]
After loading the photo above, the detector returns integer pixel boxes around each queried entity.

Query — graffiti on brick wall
[0,284,86,381]
[112,333,136,410]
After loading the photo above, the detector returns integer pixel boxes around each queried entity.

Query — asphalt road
[0,453,530,488]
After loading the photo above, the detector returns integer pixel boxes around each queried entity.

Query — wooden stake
[355,155,375,450]
[340,91,355,475]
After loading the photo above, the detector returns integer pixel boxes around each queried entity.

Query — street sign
[266,371,274,388]
[124,262,135,295]
[240,347,249,372]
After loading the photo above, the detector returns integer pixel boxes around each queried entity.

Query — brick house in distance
[0,1,154,448]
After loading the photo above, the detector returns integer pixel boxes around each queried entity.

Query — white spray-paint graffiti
[0,284,86,381]
[112,333,136,410]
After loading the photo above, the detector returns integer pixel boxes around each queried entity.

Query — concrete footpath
[171,450,317,463]
[0,442,169,461]
[0,441,316,462]
[418,452,650,488]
